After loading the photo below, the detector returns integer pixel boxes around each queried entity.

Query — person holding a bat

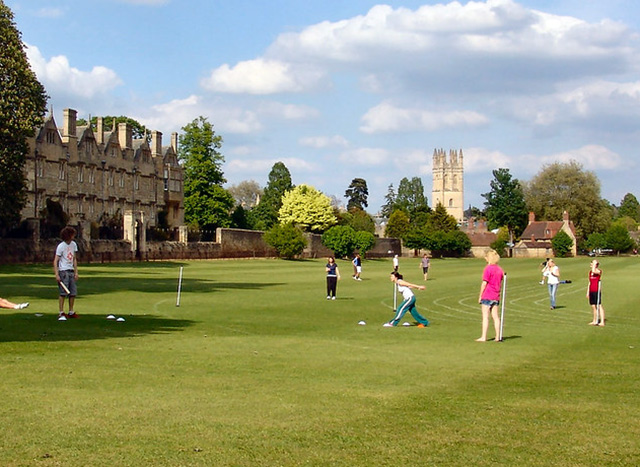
[53,226,79,320]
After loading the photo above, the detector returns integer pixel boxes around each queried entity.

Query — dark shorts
[59,270,77,296]
[480,299,499,307]
[589,291,601,306]
[422,267,429,274]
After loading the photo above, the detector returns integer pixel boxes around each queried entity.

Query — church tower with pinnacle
[431,148,464,222]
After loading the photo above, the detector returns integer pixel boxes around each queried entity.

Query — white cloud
[360,102,489,134]
[463,147,513,173]
[26,44,122,100]
[299,135,349,148]
[339,148,389,166]
[540,145,623,170]
[35,8,64,18]
[201,59,327,94]
[257,101,319,120]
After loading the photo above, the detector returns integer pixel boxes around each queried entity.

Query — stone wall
[0,228,401,264]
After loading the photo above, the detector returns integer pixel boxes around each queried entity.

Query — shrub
[263,223,307,259]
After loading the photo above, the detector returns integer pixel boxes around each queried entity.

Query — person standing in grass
[476,249,504,342]
[383,272,429,327]
[53,226,79,321]
[325,256,341,300]
[420,253,430,281]
[352,253,362,280]
[0,297,29,310]
[393,254,399,272]
[542,258,560,309]
[587,259,606,326]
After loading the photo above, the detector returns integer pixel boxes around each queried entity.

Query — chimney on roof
[96,117,104,145]
[152,130,162,157]
[171,132,178,153]
[563,210,569,222]
[118,122,132,149]
[529,211,535,224]
[63,108,77,138]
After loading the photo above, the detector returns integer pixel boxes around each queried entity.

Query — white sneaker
[14,302,29,309]
[58,314,67,321]
[383,323,394,327]
[539,280,544,285]
[331,296,336,300]
[327,295,331,300]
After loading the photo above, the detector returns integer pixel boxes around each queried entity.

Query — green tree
[344,178,368,211]
[278,184,336,232]
[585,232,608,251]
[617,193,640,222]
[380,184,396,218]
[340,208,375,234]
[253,162,293,230]
[77,116,148,141]
[523,161,611,238]
[179,117,232,229]
[482,168,528,246]
[551,230,574,257]
[395,177,428,215]
[353,230,376,257]
[428,203,457,232]
[0,2,48,233]
[322,225,357,258]
[606,223,634,254]
[263,223,307,259]
[384,210,410,239]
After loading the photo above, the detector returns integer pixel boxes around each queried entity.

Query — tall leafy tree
[253,162,293,230]
[395,177,428,215]
[380,184,396,218]
[482,168,528,246]
[384,210,410,239]
[344,178,368,211]
[278,184,336,232]
[617,193,640,222]
[179,116,232,229]
[606,223,634,254]
[523,161,612,238]
[0,2,47,233]
[227,180,262,208]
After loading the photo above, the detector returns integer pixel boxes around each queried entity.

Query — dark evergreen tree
[252,162,293,230]
[344,178,369,211]
[482,168,528,246]
[0,2,48,233]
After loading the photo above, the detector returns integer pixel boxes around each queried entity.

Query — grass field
[1,256,639,466]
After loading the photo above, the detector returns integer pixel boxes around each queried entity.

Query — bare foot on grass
[475,337,487,342]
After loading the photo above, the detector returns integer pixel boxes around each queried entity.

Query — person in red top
[587,259,605,326]
[476,249,505,342]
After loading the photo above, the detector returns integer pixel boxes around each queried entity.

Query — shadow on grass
[500,335,522,341]
[0,313,194,343]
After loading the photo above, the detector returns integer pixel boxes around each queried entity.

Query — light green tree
[384,210,410,239]
[278,184,336,232]
[0,2,48,233]
[263,223,307,259]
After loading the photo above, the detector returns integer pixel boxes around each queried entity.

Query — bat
[58,281,71,295]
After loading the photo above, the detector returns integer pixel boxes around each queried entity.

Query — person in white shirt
[53,226,79,320]
[542,259,560,309]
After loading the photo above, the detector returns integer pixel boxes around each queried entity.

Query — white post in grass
[499,273,507,342]
[596,280,602,324]
[393,282,397,312]
[176,266,184,307]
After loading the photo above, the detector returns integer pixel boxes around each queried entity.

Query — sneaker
[383,322,394,327]
[357,278,362,281]
[539,280,544,285]
[565,280,572,284]
[14,302,29,309]
[326,295,331,300]
[417,323,427,328]
[58,313,68,321]
[68,312,79,319]
[331,296,336,300]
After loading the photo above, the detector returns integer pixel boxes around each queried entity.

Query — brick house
[513,211,577,258]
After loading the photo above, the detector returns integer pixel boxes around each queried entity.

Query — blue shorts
[480,299,499,307]
[59,270,77,296]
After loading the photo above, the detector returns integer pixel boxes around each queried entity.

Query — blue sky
[7,0,640,212]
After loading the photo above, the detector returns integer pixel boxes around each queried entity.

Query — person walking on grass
[325,256,341,300]
[476,249,504,342]
[542,258,560,309]
[352,253,362,281]
[0,297,29,310]
[383,272,429,327]
[53,226,79,321]
[420,253,430,281]
[587,259,606,326]
[393,254,399,272]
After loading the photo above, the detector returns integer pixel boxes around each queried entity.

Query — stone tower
[431,148,464,222]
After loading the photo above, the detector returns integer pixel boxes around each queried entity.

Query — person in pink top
[476,249,505,342]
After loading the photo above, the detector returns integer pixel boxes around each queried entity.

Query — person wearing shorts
[420,254,430,281]
[352,253,362,280]
[53,226,79,321]
[587,260,605,326]
[477,249,504,342]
